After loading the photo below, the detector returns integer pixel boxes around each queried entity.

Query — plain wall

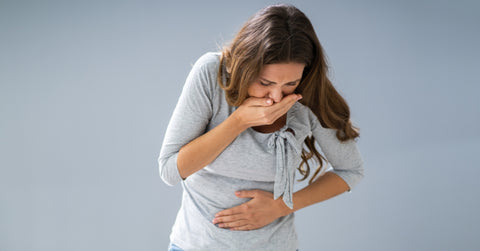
[1,0,479,250]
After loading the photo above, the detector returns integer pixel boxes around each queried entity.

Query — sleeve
[309,111,364,191]
[157,53,217,186]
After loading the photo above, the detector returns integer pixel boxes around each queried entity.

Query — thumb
[235,190,258,198]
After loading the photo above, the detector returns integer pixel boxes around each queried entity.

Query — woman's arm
[284,171,350,214]
[158,54,218,186]
[158,53,302,185]
[177,95,301,179]
[213,112,364,230]
[212,172,349,230]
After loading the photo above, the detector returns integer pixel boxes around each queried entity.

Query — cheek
[247,84,267,98]
[282,86,298,95]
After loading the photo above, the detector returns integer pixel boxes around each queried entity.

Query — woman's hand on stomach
[212,189,292,231]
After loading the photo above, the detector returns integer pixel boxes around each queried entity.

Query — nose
[268,87,283,103]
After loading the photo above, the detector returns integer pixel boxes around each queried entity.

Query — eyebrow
[260,78,302,85]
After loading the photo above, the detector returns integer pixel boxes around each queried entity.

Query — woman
[158,4,364,251]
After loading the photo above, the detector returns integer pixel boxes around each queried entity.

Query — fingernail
[266,99,272,104]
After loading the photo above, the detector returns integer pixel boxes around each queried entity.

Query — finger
[277,93,302,108]
[243,97,274,107]
[212,214,245,224]
[230,224,254,231]
[217,219,249,229]
[234,190,257,198]
[215,205,243,217]
[272,94,301,111]
[268,94,301,117]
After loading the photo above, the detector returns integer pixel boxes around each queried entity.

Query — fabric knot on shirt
[266,128,302,209]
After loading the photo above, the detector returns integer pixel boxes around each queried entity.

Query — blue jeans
[168,242,298,251]
[168,243,183,251]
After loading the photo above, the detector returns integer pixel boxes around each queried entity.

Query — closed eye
[260,78,301,87]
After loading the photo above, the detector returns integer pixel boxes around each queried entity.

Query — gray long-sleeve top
[158,52,364,251]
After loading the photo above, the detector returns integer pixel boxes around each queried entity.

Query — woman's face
[248,62,305,103]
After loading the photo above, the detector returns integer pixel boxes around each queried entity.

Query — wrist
[229,110,250,132]
[276,197,295,217]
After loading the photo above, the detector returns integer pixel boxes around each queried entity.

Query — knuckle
[260,118,272,125]
[265,116,274,125]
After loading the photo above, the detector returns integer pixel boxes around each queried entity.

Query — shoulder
[289,102,334,136]
[184,52,223,97]
[188,52,222,87]
[285,102,317,142]
[290,102,318,127]
[192,52,222,73]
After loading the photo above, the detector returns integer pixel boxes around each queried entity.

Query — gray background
[1,0,479,250]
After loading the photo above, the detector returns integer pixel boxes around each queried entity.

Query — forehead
[260,62,305,81]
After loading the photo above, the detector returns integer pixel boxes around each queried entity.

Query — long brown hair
[217,4,359,184]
